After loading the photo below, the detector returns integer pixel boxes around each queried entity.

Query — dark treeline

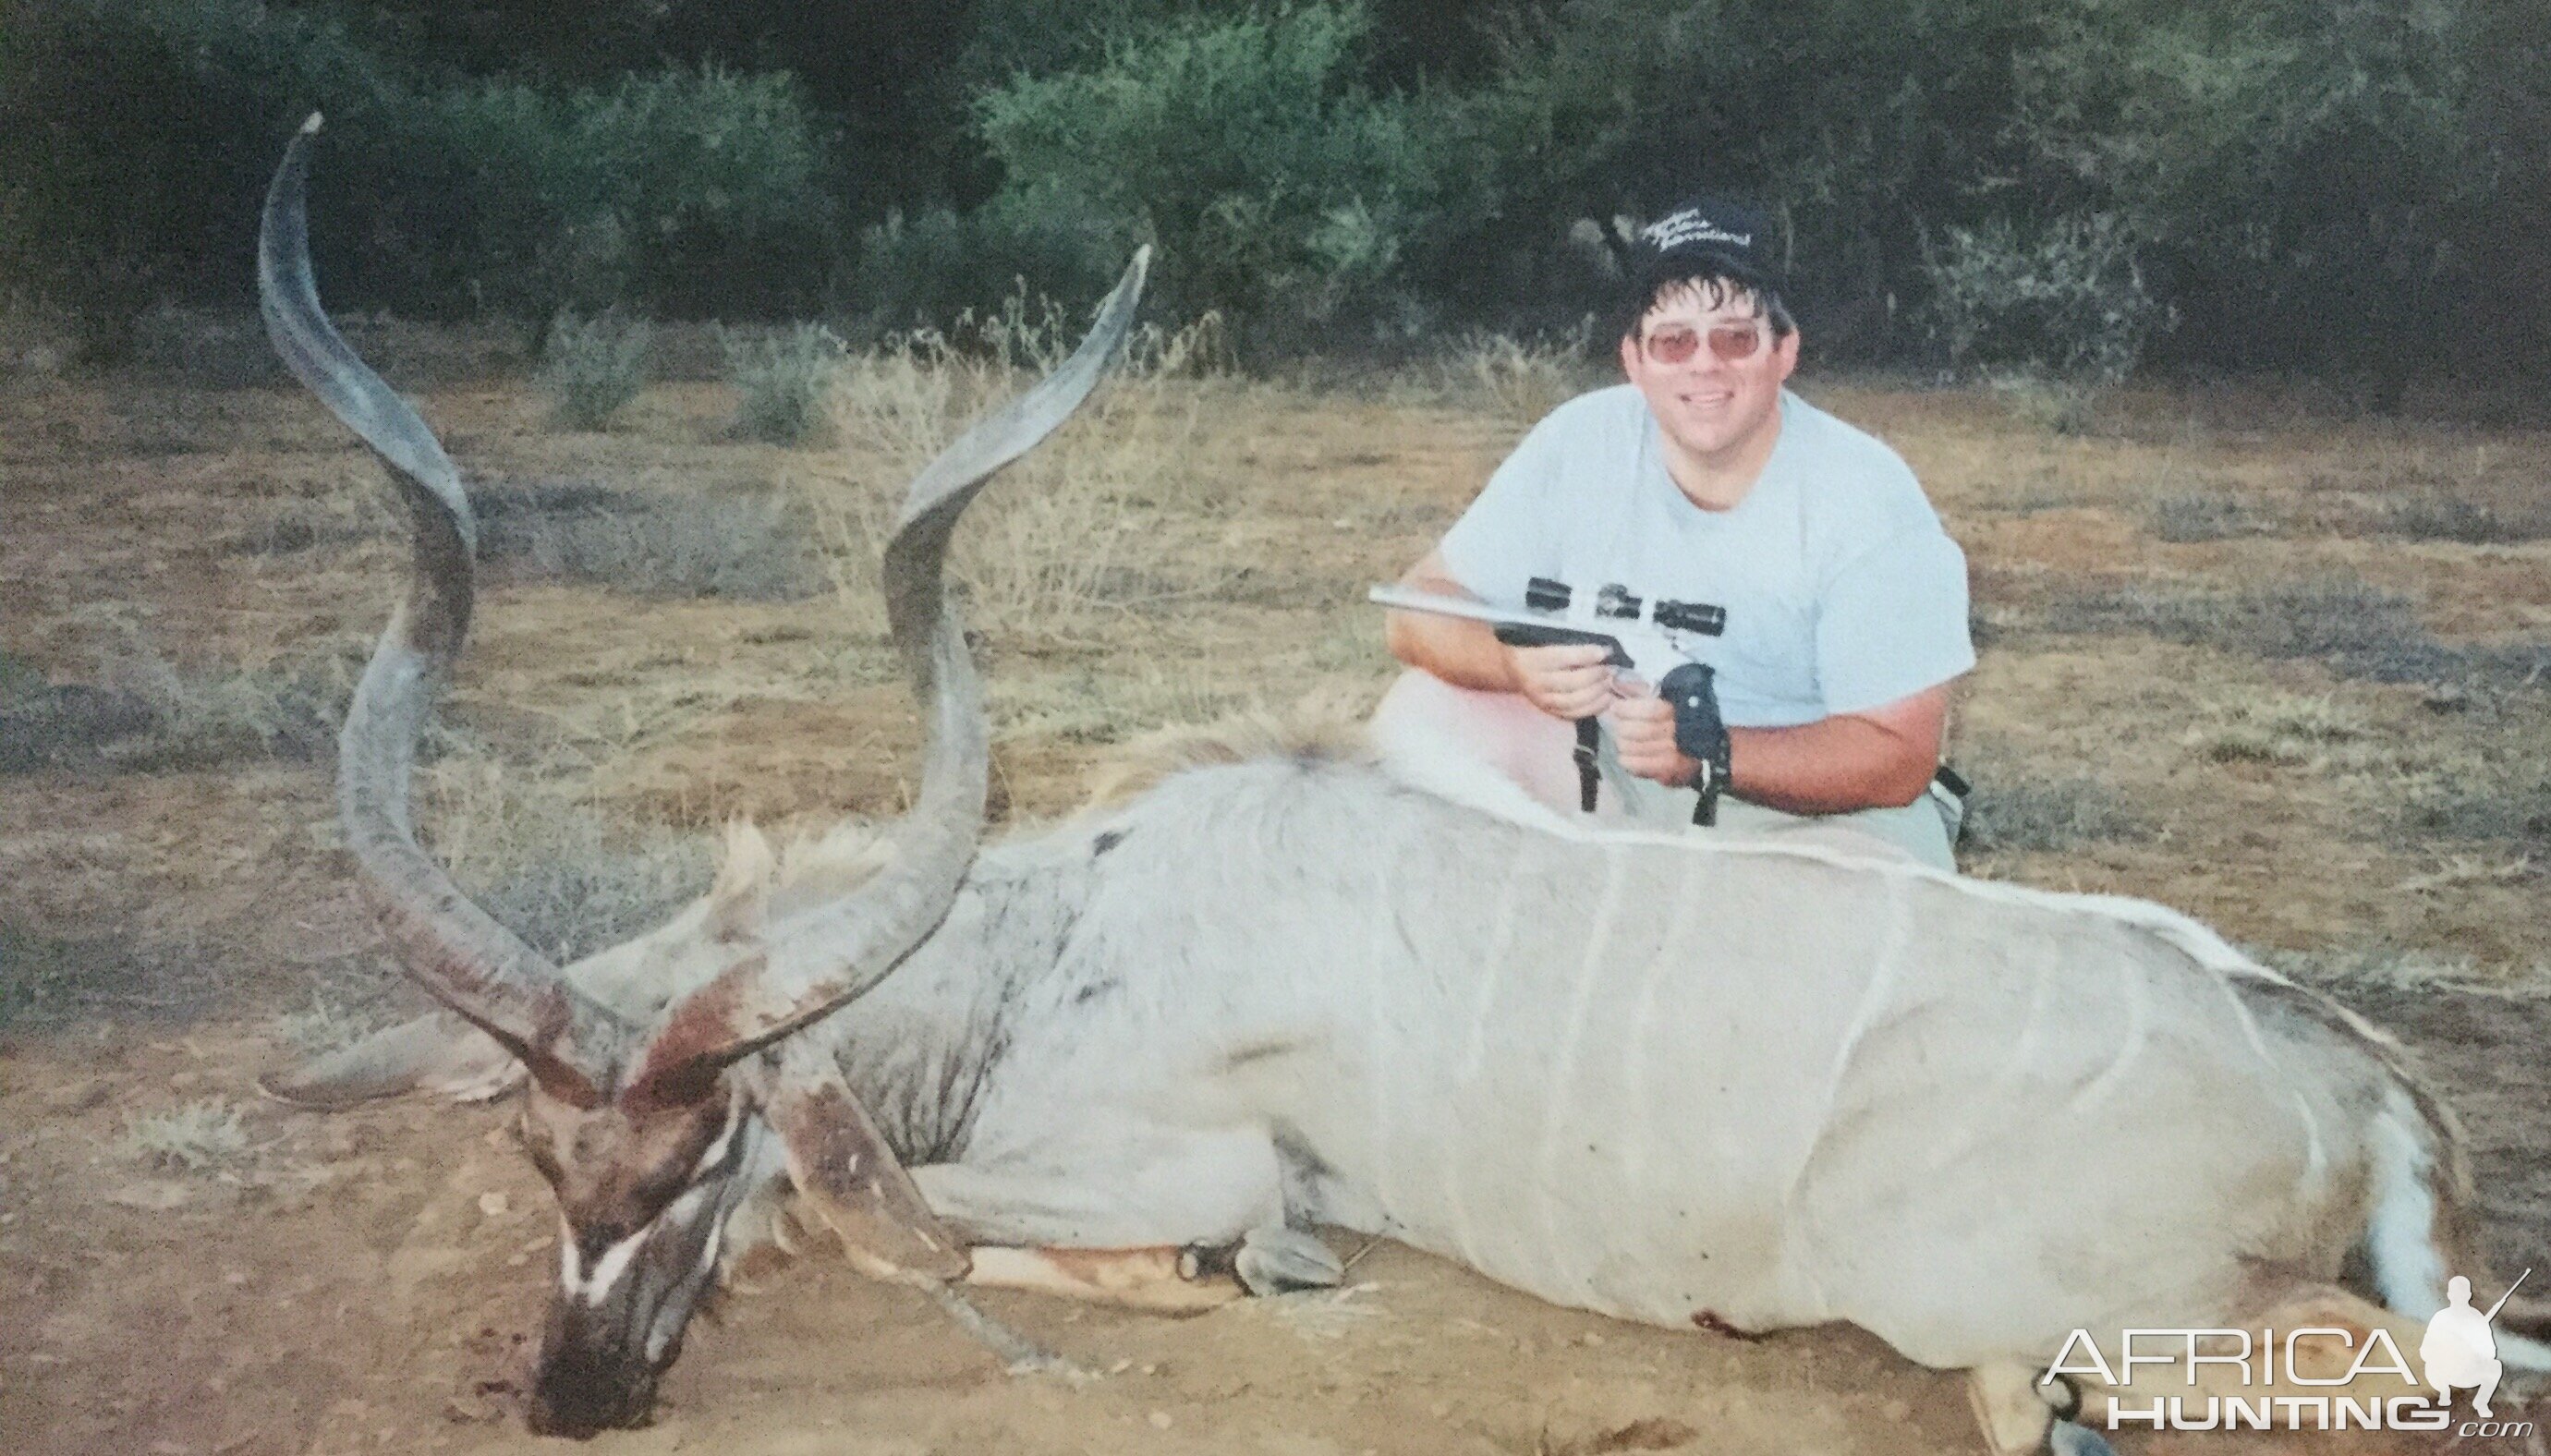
[4,0,2545,397]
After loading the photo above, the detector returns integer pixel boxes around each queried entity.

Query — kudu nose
[527,1344,658,1438]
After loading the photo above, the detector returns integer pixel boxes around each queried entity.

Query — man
[2420,1275,2507,1417]
[1377,198,1973,868]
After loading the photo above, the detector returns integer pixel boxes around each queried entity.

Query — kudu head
[258,115,1148,1436]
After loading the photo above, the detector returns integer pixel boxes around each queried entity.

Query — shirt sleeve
[1815,528,1975,715]
[1436,416,1565,602]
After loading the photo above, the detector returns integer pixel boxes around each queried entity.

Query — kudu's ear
[761,1042,969,1284]
[260,1010,525,1109]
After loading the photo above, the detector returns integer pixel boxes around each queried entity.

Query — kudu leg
[966,1244,1250,1313]
[1970,1362,2122,1456]
[965,1224,1344,1313]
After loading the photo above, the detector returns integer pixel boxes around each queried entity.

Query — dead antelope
[259,117,2548,1450]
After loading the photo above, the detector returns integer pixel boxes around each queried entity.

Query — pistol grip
[1492,621,1634,669]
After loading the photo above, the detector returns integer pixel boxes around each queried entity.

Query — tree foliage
[2,0,2542,388]
[967,3,1494,345]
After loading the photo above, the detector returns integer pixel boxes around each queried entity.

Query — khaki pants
[1371,671,1961,872]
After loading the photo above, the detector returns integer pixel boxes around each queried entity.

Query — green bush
[539,309,653,431]
[2010,0,2506,400]
[723,323,847,446]
[0,1,835,342]
[967,2,1487,343]
[1924,212,2170,425]
[852,205,1106,334]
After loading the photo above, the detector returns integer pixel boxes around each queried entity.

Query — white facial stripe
[551,1110,744,1311]
[694,1109,743,1177]
[666,1182,714,1228]
[646,1200,729,1364]
[571,1228,650,1306]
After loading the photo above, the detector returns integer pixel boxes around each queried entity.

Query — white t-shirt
[1438,385,1973,728]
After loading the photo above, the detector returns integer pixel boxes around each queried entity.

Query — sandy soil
[3,358,2546,1456]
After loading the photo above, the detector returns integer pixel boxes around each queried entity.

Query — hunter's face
[1620,281,1797,483]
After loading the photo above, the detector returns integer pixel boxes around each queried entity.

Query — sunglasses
[1642,322,1767,367]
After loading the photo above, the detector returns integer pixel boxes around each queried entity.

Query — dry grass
[1429,328,1603,425]
[0,925,209,1028]
[414,753,713,964]
[469,479,823,601]
[2031,576,2535,686]
[271,997,380,1057]
[2402,770,2551,853]
[2147,490,2267,541]
[796,300,1227,644]
[2182,691,2375,767]
[2381,491,2551,544]
[0,628,347,772]
[540,309,653,431]
[1957,765,2147,855]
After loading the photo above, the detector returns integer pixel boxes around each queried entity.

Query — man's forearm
[1727,715,1937,814]
[1384,608,1520,691]
[1383,561,1529,696]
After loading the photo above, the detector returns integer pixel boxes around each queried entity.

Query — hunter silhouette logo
[2423,1270,2530,1418]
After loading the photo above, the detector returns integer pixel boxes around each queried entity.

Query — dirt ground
[3,346,2547,1456]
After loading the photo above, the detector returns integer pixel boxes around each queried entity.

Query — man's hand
[1505,641,1619,722]
[1602,686,1699,786]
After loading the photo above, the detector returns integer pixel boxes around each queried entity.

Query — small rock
[478,1191,510,1219]
[1148,1411,1173,1430]
[44,1080,111,1114]
[2423,684,2470,713]
[167,1071,202,1092]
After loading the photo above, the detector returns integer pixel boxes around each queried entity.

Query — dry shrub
[2401,772,2551,853]
[798,295,1224,643]
[1437,327,1597,424]
[2147,491,2266,542]
[990,664,1245,748]
[1987,370,2102,435]
[468,479,822,600]
[2183,692,2375,767]
[415,754,713,965]
[121,1098,251,1175]
[0,925,208,1027]
[2380,491,2550,544]
[230,474,398,556]
[1955,747,2147,855]
[2032,576,2548,686]
[723,322,846,446]
[2259,943,2488,993]
[539,309,653,431]
[0,627,349,772]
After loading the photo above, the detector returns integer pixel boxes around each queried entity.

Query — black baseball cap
[1629,196,1783,298]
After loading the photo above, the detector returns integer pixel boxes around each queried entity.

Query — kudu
[260,118,2547,1450]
